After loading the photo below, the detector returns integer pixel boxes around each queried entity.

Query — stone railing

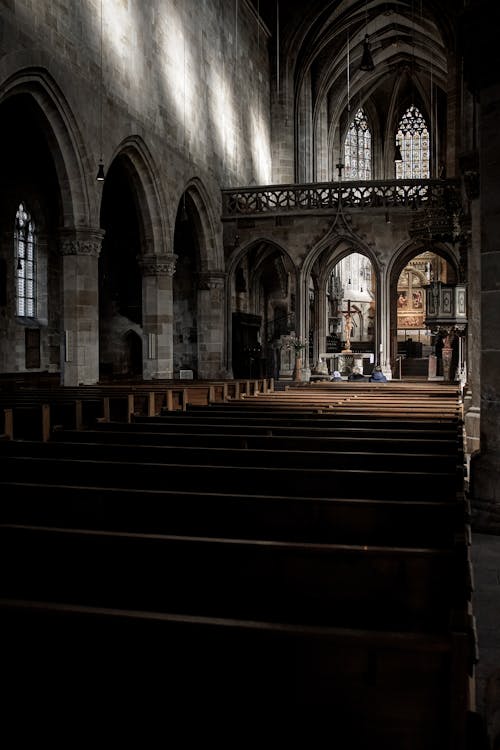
[222,178,461,217]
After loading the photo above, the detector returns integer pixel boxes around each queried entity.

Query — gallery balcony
[221,178,462,243]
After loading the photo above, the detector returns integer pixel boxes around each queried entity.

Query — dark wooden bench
[0,437,464,478]
[51,425,462,456]
[0,378,275,439]
[0,453,462,500]
[0,523,471,632]
[0,481,469,548]
[131,409,462,435]
[0,379,472,747]
[0,598,473,748]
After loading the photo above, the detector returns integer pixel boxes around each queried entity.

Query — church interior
[0,0,499,743]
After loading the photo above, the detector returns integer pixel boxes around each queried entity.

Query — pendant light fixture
[96,0,105,182]
[394,141,403,162]
[359,1,375,72]
[359,35,375,72]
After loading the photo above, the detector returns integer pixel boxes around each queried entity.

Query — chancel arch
[300,235,380,379]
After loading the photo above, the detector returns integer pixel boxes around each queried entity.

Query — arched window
[344,108,372,180]
[395,105,430,179]
[15,202,36,318]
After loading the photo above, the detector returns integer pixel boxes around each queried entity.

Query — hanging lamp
[359,34,375,71]
[359,2,375,72]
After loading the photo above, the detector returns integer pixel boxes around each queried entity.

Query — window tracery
[395,105,430,179]
[344,108,372,180]
[15,202,36,318]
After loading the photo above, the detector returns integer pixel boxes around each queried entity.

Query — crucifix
[335,161,345,180]
[340,299,354,352]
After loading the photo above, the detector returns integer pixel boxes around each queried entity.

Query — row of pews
[0,379,479,745]
[0,378,271,440]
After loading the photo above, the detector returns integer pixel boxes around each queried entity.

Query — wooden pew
[0,598,473,748]
[0,378,472,747]
[0,481,468,548]
[0,454,462,500]
[0,437,464,478]
[0,523,471,632]
[0,378,275,439]
[131,412,462,433]
[51,425,462,456]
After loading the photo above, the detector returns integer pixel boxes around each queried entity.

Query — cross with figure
[340,299,354,353]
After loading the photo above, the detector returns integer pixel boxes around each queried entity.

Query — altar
[320,351,375,376]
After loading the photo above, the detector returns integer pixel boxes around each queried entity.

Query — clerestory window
[15,202,36,318]
[395,105,430,179]
[344,108,372,180]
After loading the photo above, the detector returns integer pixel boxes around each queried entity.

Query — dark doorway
[232,312,263,378]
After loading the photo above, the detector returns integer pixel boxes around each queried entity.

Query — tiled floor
[471,532,500,742]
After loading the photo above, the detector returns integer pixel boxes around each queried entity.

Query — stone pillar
[139,253,177,380]
[59,228,104,386]
[314,285,327,371]
[464,201,481,456]
[196,271,227,378]
[461,0,500,529]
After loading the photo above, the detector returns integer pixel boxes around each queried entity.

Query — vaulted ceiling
[249,0,463,181]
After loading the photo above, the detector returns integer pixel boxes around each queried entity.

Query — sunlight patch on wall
[250,105,272,184]
[160,8,195,130]
[208,65,237,171]
[102,1,146,92]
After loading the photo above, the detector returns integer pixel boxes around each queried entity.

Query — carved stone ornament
[59,229,105,257]
[139,253,178,276]
[197,271,226,290]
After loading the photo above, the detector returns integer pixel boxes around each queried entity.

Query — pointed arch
[110,136,170,256]
[0,66,94,227]
[179,177,223,271]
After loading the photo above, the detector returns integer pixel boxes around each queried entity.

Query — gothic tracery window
[395,105,430,179]
[344,108,372,180]
[15,202,36,318]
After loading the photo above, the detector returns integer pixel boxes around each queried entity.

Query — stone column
[314,285,327,370]
[462,1,500,530]
[59,228,104,386]
[464,199,481,456]
[196,271,227,379]
[139,253,177,380]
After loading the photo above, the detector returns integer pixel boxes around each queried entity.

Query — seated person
[369,365,387,382]
[347,366,366,381]
[330,370,342,381]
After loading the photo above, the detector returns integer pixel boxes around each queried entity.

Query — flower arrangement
[282,334,308,354]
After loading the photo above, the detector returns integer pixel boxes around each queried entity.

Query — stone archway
[172,179,224,379]
[388,242,460,379]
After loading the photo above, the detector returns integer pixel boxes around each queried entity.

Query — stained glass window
[344,108,372,180]
[395,105,430,179]
[15,202,36,318]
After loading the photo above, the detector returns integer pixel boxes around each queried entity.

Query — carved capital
[197,271,226,290]
[139,253,178,276]
[59,228,105,257]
